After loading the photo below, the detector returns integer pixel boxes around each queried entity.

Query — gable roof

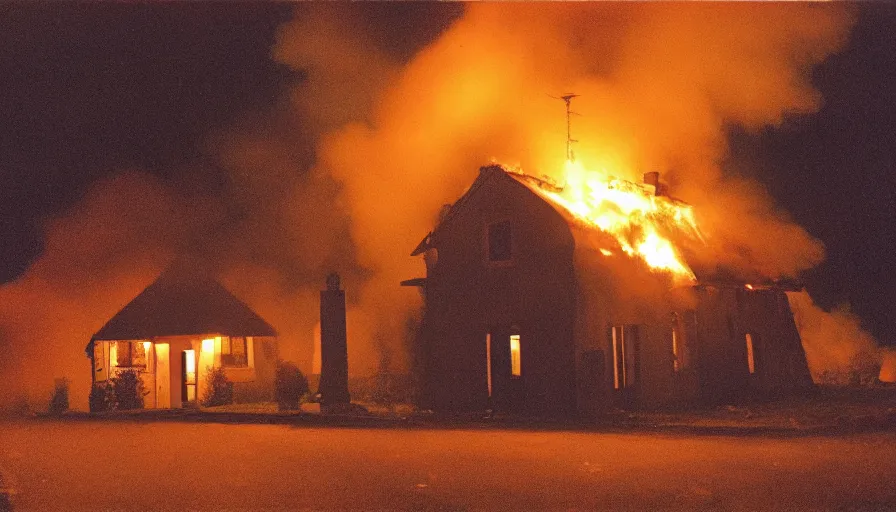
[92,266,277,340]
[410,164,797,287]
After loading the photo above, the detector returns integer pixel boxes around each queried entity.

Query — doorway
[487,328,523,413]
[154,344,170,408]
[181,349,197,406]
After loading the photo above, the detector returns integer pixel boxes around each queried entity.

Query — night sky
[1,4,893,344]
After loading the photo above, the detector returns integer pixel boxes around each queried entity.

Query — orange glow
[184,350,196,373]
[745,284,755,290]
[509,334,521,377]
[745,333,756,374]
[201,338,215,353]
[515,160,702,282]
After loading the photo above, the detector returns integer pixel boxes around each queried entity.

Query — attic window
[487,221,512,262]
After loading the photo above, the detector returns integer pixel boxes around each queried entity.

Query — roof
[410,164,791,287]
[92,266,277,340]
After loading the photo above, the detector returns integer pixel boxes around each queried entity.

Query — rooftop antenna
[550,93,580,162]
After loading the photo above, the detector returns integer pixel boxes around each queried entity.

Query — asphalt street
[0,419,894,510]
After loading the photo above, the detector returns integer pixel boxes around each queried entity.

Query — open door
[154,344,170,408]
[181,349,197,406]
[488,328,524,414]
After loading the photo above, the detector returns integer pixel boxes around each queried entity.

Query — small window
[221,336,249,368]
[745,333,757,375]
[611,325,639,389]
[487,221,512,262]
[671,312,688,373]
[672,327,681,373]
[509,334,521,377]
[114,341,146,368]
[485,333,493,397]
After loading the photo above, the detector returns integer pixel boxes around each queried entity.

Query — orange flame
[530,160,702,282]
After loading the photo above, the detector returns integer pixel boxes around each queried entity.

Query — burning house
[405,163,813,417]
[86,266,278,409]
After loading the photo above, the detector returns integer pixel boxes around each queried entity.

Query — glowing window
[221,336,249,368]
[510,334,521,377]
[486,333,493,397]
[184,350,196,384]
[746,333,756,374]
[487,221,512,262]
[612,325,639,389]
[672,328,680,373]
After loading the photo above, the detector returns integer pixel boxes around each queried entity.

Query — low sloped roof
[92,267,277,340]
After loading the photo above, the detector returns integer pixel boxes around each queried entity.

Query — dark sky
[0,4,893,344]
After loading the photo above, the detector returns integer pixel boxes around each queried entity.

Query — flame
[536,160,702,282]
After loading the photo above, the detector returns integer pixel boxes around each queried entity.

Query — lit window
[745,333,756,374]
[611,325,639,389]
[509,334,521,377]
[221,336,249,368]
[672,328,680,373]
[486,333,493,397]
[487,221,512,262]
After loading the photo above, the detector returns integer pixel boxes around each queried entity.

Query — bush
[201,366,234,407]
[109,369,147,410]
[48,378,70,415]
[275,361,309,411]
[89,382,114,412]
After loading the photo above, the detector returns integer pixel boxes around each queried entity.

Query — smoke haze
[2,3,880,410]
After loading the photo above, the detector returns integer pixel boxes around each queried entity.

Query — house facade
[87,267,278,409]
[406,165,813,417]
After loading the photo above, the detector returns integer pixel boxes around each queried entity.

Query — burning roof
[415,162,800,290]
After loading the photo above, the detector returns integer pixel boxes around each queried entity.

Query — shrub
[275,361,309,411]
[89,382,114,412]
[201,366,234,407]
[48,378,70,415]
[109,369,147,410]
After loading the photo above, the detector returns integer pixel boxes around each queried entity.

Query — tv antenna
[550,93,580,162]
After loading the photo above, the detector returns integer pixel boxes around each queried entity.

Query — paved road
[0,419,894,510]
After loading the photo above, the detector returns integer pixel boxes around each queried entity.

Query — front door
[181,350,197,406]
[154,343,170,408]
[488,328,523,414]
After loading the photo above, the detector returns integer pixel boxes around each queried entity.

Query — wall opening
[486,332,493,397]
[745,333,757,375]
[510,334,521,378]
[611,325,640,390]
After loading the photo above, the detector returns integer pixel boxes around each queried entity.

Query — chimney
[643,171,667,196]
[318,272,350,405]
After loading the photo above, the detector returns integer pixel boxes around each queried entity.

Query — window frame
[114,341,147,369]
[484,219,514,267]
[220,336,250,368]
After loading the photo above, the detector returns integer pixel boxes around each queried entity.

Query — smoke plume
[274,3,856,373]
[1,4,875,410]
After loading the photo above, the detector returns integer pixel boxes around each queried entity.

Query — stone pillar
[318,272,350,404]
